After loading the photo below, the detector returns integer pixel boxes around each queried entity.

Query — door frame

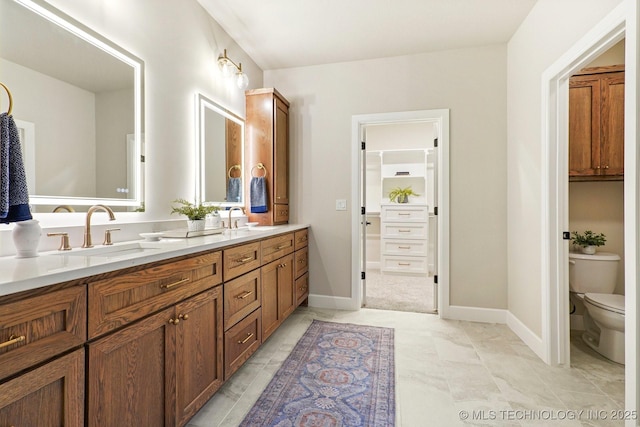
[351,109,450,314]
[542,0,638,418]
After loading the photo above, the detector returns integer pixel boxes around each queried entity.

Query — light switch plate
[335,199,347,211]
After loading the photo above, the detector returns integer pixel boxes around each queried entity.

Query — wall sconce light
[217,49,249,90]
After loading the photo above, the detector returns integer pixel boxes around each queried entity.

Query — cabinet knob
[604,165,609,169]
[178,313,189,321]
[169,318,180,325]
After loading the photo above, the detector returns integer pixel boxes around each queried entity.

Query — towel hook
[0,82,13,115]
[228,164,241,178]
[251,163,267,178]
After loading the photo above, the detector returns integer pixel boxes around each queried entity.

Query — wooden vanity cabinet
[569,65,624,180]
[294,229,309,306]
[261,253,295,341]
[245,88,290,225]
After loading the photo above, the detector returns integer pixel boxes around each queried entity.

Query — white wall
[507,0,623,337]
[265,45,508,307]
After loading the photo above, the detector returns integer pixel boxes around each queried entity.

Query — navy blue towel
[0,113,32,223]
[250,176,268,213]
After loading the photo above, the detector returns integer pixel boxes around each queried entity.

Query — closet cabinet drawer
[225,308,261,380]
[382,256,428,274]
[381,206,428,222]
[294,229,308,250]
[295,247,308,279]
[0,286,86,381]
[261,233,294,264]
[223,242,261,281]
[381,223,427,239]
[88,251,222,339]
[274,205,289,224]
[224,270,261,330]
[295,273,309,306]
[382,239,427,257]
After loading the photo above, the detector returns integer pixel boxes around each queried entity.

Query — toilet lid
[584,293,625,315]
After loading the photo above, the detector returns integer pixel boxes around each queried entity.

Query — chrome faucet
[83,204,116,248]
[227,207,245,229]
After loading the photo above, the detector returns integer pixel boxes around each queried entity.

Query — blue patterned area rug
[240,320,395,427]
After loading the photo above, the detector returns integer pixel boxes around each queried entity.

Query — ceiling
[197,0,538,70]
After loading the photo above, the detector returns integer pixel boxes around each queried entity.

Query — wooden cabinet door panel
[175,287,224,426]
[261,260,280,341]
[277,253,295,320]
[569,76,600,177]
[274,97,289,206]
[295,273,309,306]
[600,72,624,176]
[88,307,175,427]
[0,349,84,427]
[0,286,86,381]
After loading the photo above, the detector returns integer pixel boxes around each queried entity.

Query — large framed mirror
[0,0,145,213]
[195,93,244,208]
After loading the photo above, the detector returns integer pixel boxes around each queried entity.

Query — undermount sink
[53,241,166,259]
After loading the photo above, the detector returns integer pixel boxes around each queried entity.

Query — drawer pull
[278,263,287,268]
[238,333,254,344]
[275,244,289,250]
[0,334,25,350]
[160,278,190,290]
[398,229,411,233]
[398,262,411,266]
[298,258,306,264]
[236,291,254,300]
[235,256,254,264]
[178,314,189,321]
[398,246,411,249]
[398,213,411,216]
[169,318,180,325]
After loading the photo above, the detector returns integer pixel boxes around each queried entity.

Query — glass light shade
[220,60,236,78]
[236,72,249,90]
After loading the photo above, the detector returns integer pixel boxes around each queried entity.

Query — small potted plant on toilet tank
[571,230,606,255]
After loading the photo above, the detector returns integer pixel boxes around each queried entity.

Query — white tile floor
[187,307,625,427]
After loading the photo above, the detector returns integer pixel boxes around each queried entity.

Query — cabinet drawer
[381,223,427,239]
[382,239,427,256]
[381,205,428,222]
[225,308,261,380]
[295,272,309,306]
[294,247,308,279]
[294,228,308,250]
[224,270,261,330]
[381,256,428,274]
[274,204,289,224]
[88,251,222,339]
[223,241,261,281]
[261,233,294,264]
[0,286,86,381]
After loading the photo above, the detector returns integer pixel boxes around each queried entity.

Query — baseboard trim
[442,305,507,323]
[506,311,546,362]
[308,294,359,311]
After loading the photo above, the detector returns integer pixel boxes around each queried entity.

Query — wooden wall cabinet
[569,65,624,180]
[245,88,290,225]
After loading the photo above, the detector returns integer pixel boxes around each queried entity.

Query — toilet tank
[569,252,620,293]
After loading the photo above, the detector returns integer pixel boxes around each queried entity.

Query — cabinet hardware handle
[398,262,411,266]
[596,166,601,169]
[235,256,253,264]
[160,278,190,290]
[398,246,411,249]
[238,333,254,344]
[178,314,189,321]
[169,318,180,325]
[604,165,609,169]
[398,213,411,216]
[236,291,253,300]
[0,334,25,349]
[275,244,289,250]
[398,229,411,233]
[278,263,287,268]
[298,258,306,263]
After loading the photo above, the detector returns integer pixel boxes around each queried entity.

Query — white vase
[581,245,597,255]
[206,213,221,229]
[13,219,42,258]
[187,219,206,232]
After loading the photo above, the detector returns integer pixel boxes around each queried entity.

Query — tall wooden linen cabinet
[245,88,290,225]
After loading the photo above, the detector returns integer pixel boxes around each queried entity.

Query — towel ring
[0,82,13,115]
[251,163,267,178]
[228,164,241,178]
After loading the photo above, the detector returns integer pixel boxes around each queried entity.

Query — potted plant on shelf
[170,199,220,231]
[388,186,420,204]
[571,230,606,255]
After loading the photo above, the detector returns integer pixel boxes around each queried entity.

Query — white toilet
[569,251,624,364]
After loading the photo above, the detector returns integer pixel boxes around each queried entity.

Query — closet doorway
[351,110,449,315]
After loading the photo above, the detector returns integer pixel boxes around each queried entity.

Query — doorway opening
[351,110,450,316]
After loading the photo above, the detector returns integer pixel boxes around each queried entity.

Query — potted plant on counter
[170,199,220,231]
[571,230,606,255]
[388,186,420,204]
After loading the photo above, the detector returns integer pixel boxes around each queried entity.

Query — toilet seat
[584,293,625,315]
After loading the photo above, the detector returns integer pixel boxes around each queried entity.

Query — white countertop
[0,224,308,297]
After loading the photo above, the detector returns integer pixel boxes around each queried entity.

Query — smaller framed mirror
[195,93,244,208]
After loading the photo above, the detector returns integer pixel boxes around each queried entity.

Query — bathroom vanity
[0,225,309,427]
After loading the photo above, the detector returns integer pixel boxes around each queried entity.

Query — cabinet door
[175,287,224,426]
[273,96,289,206]
[88,307,175,427]
[0,349,84,427]
[569,75,600,177]
[277,253,295,320]
[261,259,280,341]
[600,72,624,177]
